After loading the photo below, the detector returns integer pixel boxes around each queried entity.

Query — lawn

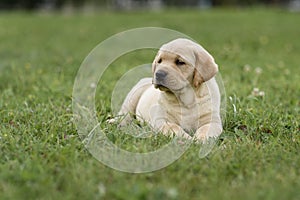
[0,8,299,200]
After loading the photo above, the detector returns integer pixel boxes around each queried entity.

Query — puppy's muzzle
[153,70,170,91]
[155,70,167,81]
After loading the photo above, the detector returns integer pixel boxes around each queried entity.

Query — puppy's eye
[157,58,162,64]
[175,59,185,66]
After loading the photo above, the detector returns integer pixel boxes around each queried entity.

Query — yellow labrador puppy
[111,38,222,141]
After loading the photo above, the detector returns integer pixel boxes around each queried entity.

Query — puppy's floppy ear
[193,47,218,88]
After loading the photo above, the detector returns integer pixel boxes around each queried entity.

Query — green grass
[0,8,300,200]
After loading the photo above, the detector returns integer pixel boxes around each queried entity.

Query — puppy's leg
[194,123,222,141]
[160,122,192,140]
[109,78,152,126]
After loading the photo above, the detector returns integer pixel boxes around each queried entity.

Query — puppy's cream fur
[112,38,222,141]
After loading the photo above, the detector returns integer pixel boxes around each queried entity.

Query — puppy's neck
[160,85,197,108]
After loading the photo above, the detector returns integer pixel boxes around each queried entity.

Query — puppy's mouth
[154,83,170,92]
[153,82,184,93]
[153,78,185,93]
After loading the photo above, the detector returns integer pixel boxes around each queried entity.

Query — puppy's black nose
[155,70,167,81]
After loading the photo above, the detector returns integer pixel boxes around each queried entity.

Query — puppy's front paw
[194,124,222,142]
[194,126,209,141]
[160,123,192,140]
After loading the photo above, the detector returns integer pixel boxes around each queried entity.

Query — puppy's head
[152,38,218,92]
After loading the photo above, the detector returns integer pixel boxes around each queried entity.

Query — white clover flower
[244,64,251,72]
[90,82,97,89]
[258,91,265,97]
[251,88,265,97]
[255,67,262,74]
[167,188,178,199]
[251,88,260,96]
